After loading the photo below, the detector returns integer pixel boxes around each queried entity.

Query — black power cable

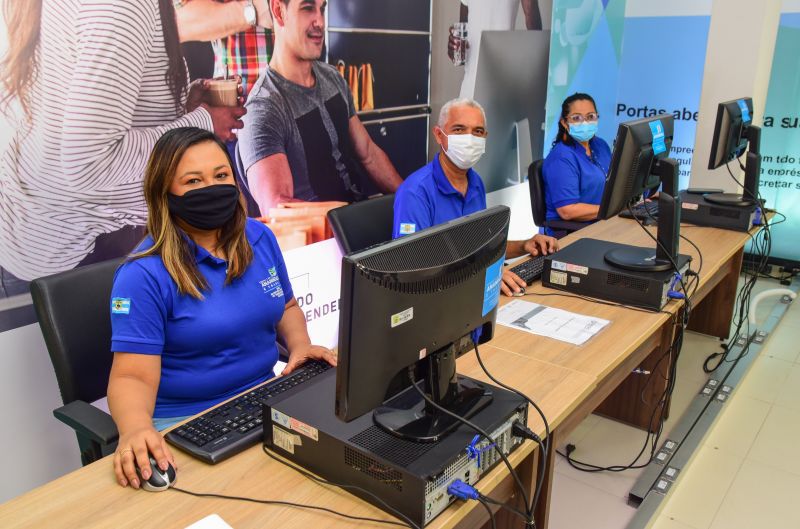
[703,158,775,372]
[477,497,497,529]
[406,369,535,524]
[171,484,414,528]
[472,342,550,524]
[562,198,693,473]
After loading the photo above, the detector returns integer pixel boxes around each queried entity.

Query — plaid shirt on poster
[175,0,273,96]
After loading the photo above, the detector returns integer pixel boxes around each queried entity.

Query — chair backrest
[527,159,546,226]
[327,194,395,254]
[30,258,124,405]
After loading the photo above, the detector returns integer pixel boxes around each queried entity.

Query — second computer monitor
[708,97,754,170]
[599,114,675,220]
[598,114,682,272]
[705,97,761,207]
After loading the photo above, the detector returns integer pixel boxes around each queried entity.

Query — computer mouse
[512,287,526,297]
[136,455,176,492]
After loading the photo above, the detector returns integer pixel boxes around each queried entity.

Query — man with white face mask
[393,98,558,296]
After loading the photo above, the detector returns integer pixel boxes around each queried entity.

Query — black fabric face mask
[167,184,240,231]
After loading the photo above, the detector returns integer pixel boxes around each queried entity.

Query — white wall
[0,20,81,505]
[0,324,81,503]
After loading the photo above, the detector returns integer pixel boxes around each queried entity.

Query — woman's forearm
[277,302,312,355]
[108,375,158,434]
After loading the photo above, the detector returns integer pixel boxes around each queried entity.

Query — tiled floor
[547,278,800,529]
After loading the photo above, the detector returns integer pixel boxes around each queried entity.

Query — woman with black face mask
[106,127,336,490]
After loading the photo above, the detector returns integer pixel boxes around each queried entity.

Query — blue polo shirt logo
[260,269,284,299]
[111,297,131,315]
[399,223,416,235]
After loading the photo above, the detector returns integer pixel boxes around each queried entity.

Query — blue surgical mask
[568,121,598,143]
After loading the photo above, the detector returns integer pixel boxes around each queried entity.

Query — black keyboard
[509,255,546,285]
[619,202,659,224]
[165,360,332,464]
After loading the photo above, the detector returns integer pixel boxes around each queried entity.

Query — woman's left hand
[282,344,337,375]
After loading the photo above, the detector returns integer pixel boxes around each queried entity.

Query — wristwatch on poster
[243,0,257,27]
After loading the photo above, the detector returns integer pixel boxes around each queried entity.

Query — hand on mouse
[114,425,176,489]
[501,269,526,297]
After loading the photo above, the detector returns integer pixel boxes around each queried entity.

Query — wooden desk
[0,216,751,529]
[0,346,594,529]
[495,216,751,526]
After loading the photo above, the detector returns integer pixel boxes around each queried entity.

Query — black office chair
[31,258,124,466]
[528,159,592,239]
[327,194,395,255]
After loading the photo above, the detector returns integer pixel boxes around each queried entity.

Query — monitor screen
[708,98,754,170]
[598,114,675,220]
[335,206,510,441]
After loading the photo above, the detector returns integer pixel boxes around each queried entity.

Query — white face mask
[443,133,486,170]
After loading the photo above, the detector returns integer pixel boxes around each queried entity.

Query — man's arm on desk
[248,154,302,212]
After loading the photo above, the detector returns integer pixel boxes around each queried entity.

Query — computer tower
[263,370,528,527]
[679,191,759,231]
[542,238,691,311]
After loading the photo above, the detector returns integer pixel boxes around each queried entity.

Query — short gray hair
[438,97,487,128]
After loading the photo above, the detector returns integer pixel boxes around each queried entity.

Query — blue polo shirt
[393,155,486,238]
[542,136,611,221]
[110,219,294,418]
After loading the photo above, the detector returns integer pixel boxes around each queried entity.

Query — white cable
[748,289,797,325]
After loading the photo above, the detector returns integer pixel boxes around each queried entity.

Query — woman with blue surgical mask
[541,93,612,232]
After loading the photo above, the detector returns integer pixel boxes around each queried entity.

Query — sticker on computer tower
[681,202,699,210]
[570,276,581,284]
[289,417,319,441]
[271,409,291,429]
[566,263,588,275]
[550,270,567,286]
[272,425,301,454]
[551,260,567,271]
[391,307,413,328]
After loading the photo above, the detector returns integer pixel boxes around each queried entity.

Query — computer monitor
[598,114,682,272]
[335,206,510,443]
[706,97,761,207]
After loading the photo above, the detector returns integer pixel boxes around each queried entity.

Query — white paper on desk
[184,514,234,529]
[496,300,610,346]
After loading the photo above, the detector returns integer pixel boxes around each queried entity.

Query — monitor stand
[605,158,681,273]
[373,343,493,443]
[705,126,761,207]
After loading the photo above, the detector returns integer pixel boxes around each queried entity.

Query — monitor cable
[558,312,685,473]
[472,341,550,523]
[702,159,775,372]
[406,367,535,526]
[559,206,691,473]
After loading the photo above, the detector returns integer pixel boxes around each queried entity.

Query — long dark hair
[1,0,186,119]
[133,127,252,299]
[552,92,597,147]
[158,0,189,113]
